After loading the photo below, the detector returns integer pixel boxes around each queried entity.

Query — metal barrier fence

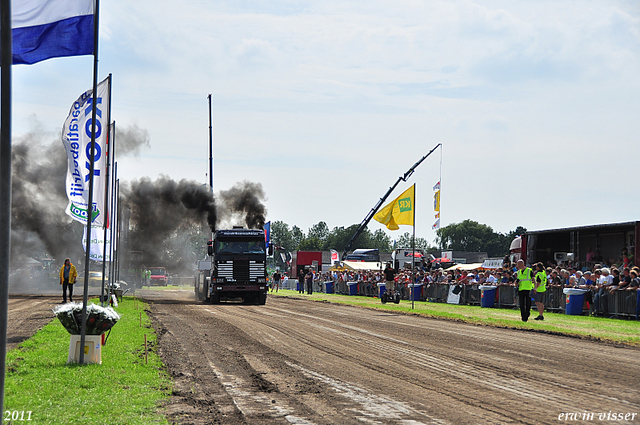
[171,277,195,287]
[313,279,639,320]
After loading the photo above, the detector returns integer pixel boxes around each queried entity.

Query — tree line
[270,219,525,258]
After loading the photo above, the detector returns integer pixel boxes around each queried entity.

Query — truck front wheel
[258,293,267,305]
[210,293,220,304]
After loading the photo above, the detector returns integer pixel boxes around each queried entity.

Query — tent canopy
[445,262,484,271]
[342,261,383,271]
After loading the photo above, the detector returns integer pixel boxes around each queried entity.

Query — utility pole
[208,94,213,194]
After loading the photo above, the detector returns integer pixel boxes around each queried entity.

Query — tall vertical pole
[208,94,213,194]
[79,0,100,365]
[108,161,117,299]
[114,178,120,282]
[100,78,112,306]
[0,0,12,418]
[412,184,416,310]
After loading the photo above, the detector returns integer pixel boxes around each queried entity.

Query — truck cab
[149,267,168,286]
[196,229,268,304]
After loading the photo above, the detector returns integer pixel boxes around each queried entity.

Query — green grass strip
[3,297,170,425]
[272,289,640,346]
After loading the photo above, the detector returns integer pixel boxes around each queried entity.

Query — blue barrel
[480,286,497,308]
[348,282,358,296]
[377,283,386,297]
[564,288,587,315]
[325,281,334,294]
[409,284,422,301]
[296,282,302,292]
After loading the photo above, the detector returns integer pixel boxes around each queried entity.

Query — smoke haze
[9,120,268,293]
[122,178,267,270]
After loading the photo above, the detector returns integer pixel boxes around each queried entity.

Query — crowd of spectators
[301,254,639,319]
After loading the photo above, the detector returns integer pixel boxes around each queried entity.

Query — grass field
[272,289,640,346]
[3,297,170,425]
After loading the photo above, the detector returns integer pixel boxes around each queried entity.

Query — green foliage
[270,220,392,252]
[307,221,329,241]
[4,298,170,424]
[394,232,435,251]
[298,236,323,251]
[270,220,295,251]
[291,226,305,250]
[435,220,526,257]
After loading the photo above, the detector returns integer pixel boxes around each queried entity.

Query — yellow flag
[434,190,440,212]
[373,185,415,230]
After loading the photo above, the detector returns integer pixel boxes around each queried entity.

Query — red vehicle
[149,267,168,286]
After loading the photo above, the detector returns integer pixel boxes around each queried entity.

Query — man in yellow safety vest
[515,259,534,322]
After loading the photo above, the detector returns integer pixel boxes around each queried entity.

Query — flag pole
[115,178,120,282]
[108,158,117,302]
[79,0,101,365]
[100,77,112,307]
[411,184,416,310]
[0,0,12,416]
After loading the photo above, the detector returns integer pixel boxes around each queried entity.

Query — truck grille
[233,260,249,280]
[217,260,264,281]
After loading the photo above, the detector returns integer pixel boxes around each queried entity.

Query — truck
[195,228,268,305]
[510,221,639,268]
[344,249,380,262]
[391,248,425,271]
[149,267,168,286]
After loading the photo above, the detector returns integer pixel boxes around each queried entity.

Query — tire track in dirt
[144,291,640,424]
[205,304,516,424]
[152,303,433,424]
[205,297,640,424]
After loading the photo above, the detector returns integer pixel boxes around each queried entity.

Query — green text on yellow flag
[373,185,415,230]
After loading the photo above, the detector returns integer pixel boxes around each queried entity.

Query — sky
[12,0,640,245]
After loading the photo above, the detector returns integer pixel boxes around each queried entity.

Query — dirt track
[5,296,59,351]
[141,290,640,425]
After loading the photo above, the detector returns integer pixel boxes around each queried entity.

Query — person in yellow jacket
[59,258,78,303]
[533,262,547,321]
[515,259,534,322]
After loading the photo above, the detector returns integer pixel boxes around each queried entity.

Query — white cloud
[12,0,640,242]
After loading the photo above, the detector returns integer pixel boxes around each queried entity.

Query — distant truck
[510,221,639,267]
[149,267,168,286]
[344,249,380,262]
[392,248,426,271]
[195,229,268,305]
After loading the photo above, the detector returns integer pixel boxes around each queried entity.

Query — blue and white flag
[11,0,94,65]
[62,76,110,227]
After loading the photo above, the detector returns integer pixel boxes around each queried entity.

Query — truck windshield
[150,268,165,275]
[216,239,265,254]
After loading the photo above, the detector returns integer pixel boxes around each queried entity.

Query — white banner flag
[82,226,112,262]
[330,249,340,265]
[61,76,111,227]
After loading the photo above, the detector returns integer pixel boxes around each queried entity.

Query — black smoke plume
[10,122,80,265]
[218,181,267,230]
[121,178,267,269]
[9,119,268,291]
[116,124,150,156]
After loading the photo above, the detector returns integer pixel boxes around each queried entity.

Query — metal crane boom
[341,143,441,260]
